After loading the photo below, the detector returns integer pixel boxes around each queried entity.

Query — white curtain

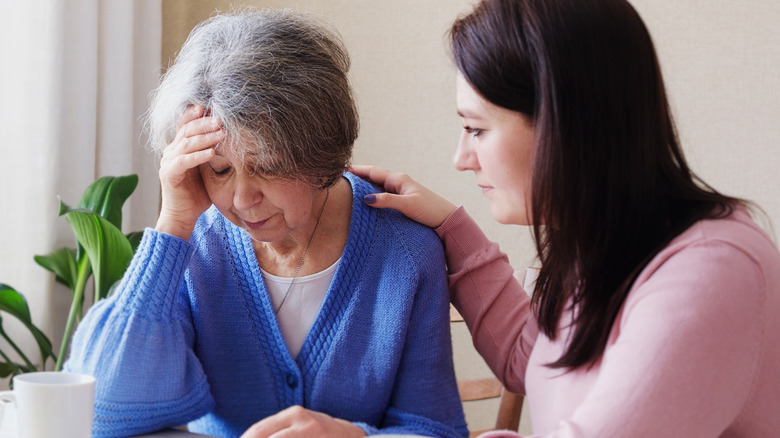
[0,0,162,368]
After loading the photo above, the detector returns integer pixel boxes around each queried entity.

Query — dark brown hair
[449,0,740,369]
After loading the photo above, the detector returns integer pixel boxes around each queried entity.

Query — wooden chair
[451,305,524,437]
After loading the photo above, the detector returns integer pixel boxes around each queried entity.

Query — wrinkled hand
[240,405,366,438]
[156,105,224,240]
[350,165,457,229]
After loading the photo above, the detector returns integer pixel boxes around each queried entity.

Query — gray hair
[146,8,358,188]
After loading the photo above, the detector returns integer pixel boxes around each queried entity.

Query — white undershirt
[260,258,340,358]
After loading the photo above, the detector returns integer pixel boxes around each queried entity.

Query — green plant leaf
[0,284,55,368]
[0,361,17,378]
[0,284,34,326]
[75,175,138,229]
[33,248,79,290]
[62,210,133,301]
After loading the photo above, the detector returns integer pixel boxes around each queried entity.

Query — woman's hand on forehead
[155,105,225,240]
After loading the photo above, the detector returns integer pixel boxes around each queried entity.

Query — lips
[478,185,494,196]
[244,217,270,230]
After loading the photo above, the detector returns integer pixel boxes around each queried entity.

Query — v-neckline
[225,172,378,403]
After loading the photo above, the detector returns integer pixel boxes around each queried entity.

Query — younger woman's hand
[156,105,224,240]
[350,165,457,229]
[240,405,366,438]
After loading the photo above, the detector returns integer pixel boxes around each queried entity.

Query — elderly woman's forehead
[213,139,259,157]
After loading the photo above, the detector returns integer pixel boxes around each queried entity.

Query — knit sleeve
[64,228,214,438]
[355,226,469,438]
[435,206,538,394]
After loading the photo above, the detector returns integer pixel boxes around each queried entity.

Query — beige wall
[161,0,780,433]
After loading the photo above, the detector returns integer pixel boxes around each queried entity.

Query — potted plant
[0,175,142,378]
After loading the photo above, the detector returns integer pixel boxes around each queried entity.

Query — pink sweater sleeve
[435,206,539,394]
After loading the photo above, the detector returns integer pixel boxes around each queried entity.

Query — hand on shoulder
[350,165,457,229]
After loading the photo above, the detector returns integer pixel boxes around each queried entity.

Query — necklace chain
[275,189,330,314]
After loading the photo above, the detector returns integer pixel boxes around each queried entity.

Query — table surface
[0,406,429,437]
[133,430,214,437]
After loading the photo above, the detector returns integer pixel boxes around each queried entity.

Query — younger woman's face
[454,72,536,225]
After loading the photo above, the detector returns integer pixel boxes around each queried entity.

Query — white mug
[0,372,95,438]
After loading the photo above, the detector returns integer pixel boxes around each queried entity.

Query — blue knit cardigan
[65,173,468,438]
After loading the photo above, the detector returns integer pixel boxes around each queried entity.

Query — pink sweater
[436,206,780,437]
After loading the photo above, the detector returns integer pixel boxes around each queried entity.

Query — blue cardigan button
[286,372,299,388]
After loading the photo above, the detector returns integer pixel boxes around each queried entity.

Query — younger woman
[354,0,780,436]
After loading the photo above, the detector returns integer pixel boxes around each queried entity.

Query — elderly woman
[65,9,467,438]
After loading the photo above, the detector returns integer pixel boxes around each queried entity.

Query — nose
[233,173,262,211]
[453,133,479,171]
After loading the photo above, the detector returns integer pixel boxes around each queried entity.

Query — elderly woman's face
[198,146,319,243]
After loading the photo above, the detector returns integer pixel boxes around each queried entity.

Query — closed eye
[209,164,231,176]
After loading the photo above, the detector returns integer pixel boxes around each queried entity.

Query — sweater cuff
[114,228,194,320]
[435,206,496,272]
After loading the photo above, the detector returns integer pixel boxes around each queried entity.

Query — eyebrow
[457,108,482,119]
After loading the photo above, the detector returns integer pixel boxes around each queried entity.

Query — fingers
[159,148,215,186]
[363,191,404,210]
[240,416,278,438]
[240,406,365,438]
[349,165,389,193]
[349,165,416,195]
[174,113,223,146]
[349,165,388,186]
[162,106,224,174]
[176,105,207,131]
[154,105,224,239]
[160,138,218,187]
[351,164,457,228]
[239,406,302,438]
[168,128,223,159]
